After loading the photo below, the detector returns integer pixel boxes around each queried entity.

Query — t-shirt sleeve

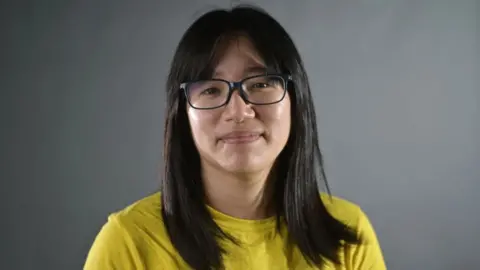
[83,215,142,270]
[344,208,387,270]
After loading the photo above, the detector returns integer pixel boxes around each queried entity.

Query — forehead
[212,35,266,79]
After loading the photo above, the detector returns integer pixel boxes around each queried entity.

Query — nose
[223,90,255,123]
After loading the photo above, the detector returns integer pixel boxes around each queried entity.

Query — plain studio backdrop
[1,0,478,269]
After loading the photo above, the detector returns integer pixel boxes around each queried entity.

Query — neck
[201,161,274,220]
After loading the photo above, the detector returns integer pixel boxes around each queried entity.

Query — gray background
[1,0,478,269]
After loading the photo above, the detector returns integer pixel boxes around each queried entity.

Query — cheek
[187,108,218,146]
[258,96,291,140]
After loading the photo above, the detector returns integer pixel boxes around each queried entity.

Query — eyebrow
[213,66,268,78]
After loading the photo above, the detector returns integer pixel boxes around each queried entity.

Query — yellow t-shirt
[84,193,386,269]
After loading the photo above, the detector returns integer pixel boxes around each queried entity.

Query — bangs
[185,33,282,83]
[206,33,281,79]
[174,10,287,84]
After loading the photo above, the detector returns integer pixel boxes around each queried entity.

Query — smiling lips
[220,131,262,144]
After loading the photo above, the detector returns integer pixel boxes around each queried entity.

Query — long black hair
[161,5,360,270]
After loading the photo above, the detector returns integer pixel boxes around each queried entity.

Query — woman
[85,6,386,270]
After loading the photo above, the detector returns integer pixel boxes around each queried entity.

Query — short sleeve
[344,208,387,270]
[83,215,142,270]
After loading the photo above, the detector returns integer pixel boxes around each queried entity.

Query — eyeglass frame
[179,74,293,110]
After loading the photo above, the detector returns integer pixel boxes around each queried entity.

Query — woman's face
[187,36,291,174]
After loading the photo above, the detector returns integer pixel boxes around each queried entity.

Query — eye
[200,88,221,96]
[251,83,269,88]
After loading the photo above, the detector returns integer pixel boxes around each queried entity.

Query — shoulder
[320,193,377,243]
[84,192,181,269]
[105,192,167,240]
[320,193,363,228]
[113,192,163,223]
[320,193,387,269]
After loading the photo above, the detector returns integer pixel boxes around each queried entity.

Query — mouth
[220,132,263,144]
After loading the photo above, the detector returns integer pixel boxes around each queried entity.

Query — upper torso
[84,193,386,269]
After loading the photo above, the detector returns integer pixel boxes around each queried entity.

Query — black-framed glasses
[180,74,292,110]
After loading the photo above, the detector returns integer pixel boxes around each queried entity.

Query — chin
[220,157,266,174]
